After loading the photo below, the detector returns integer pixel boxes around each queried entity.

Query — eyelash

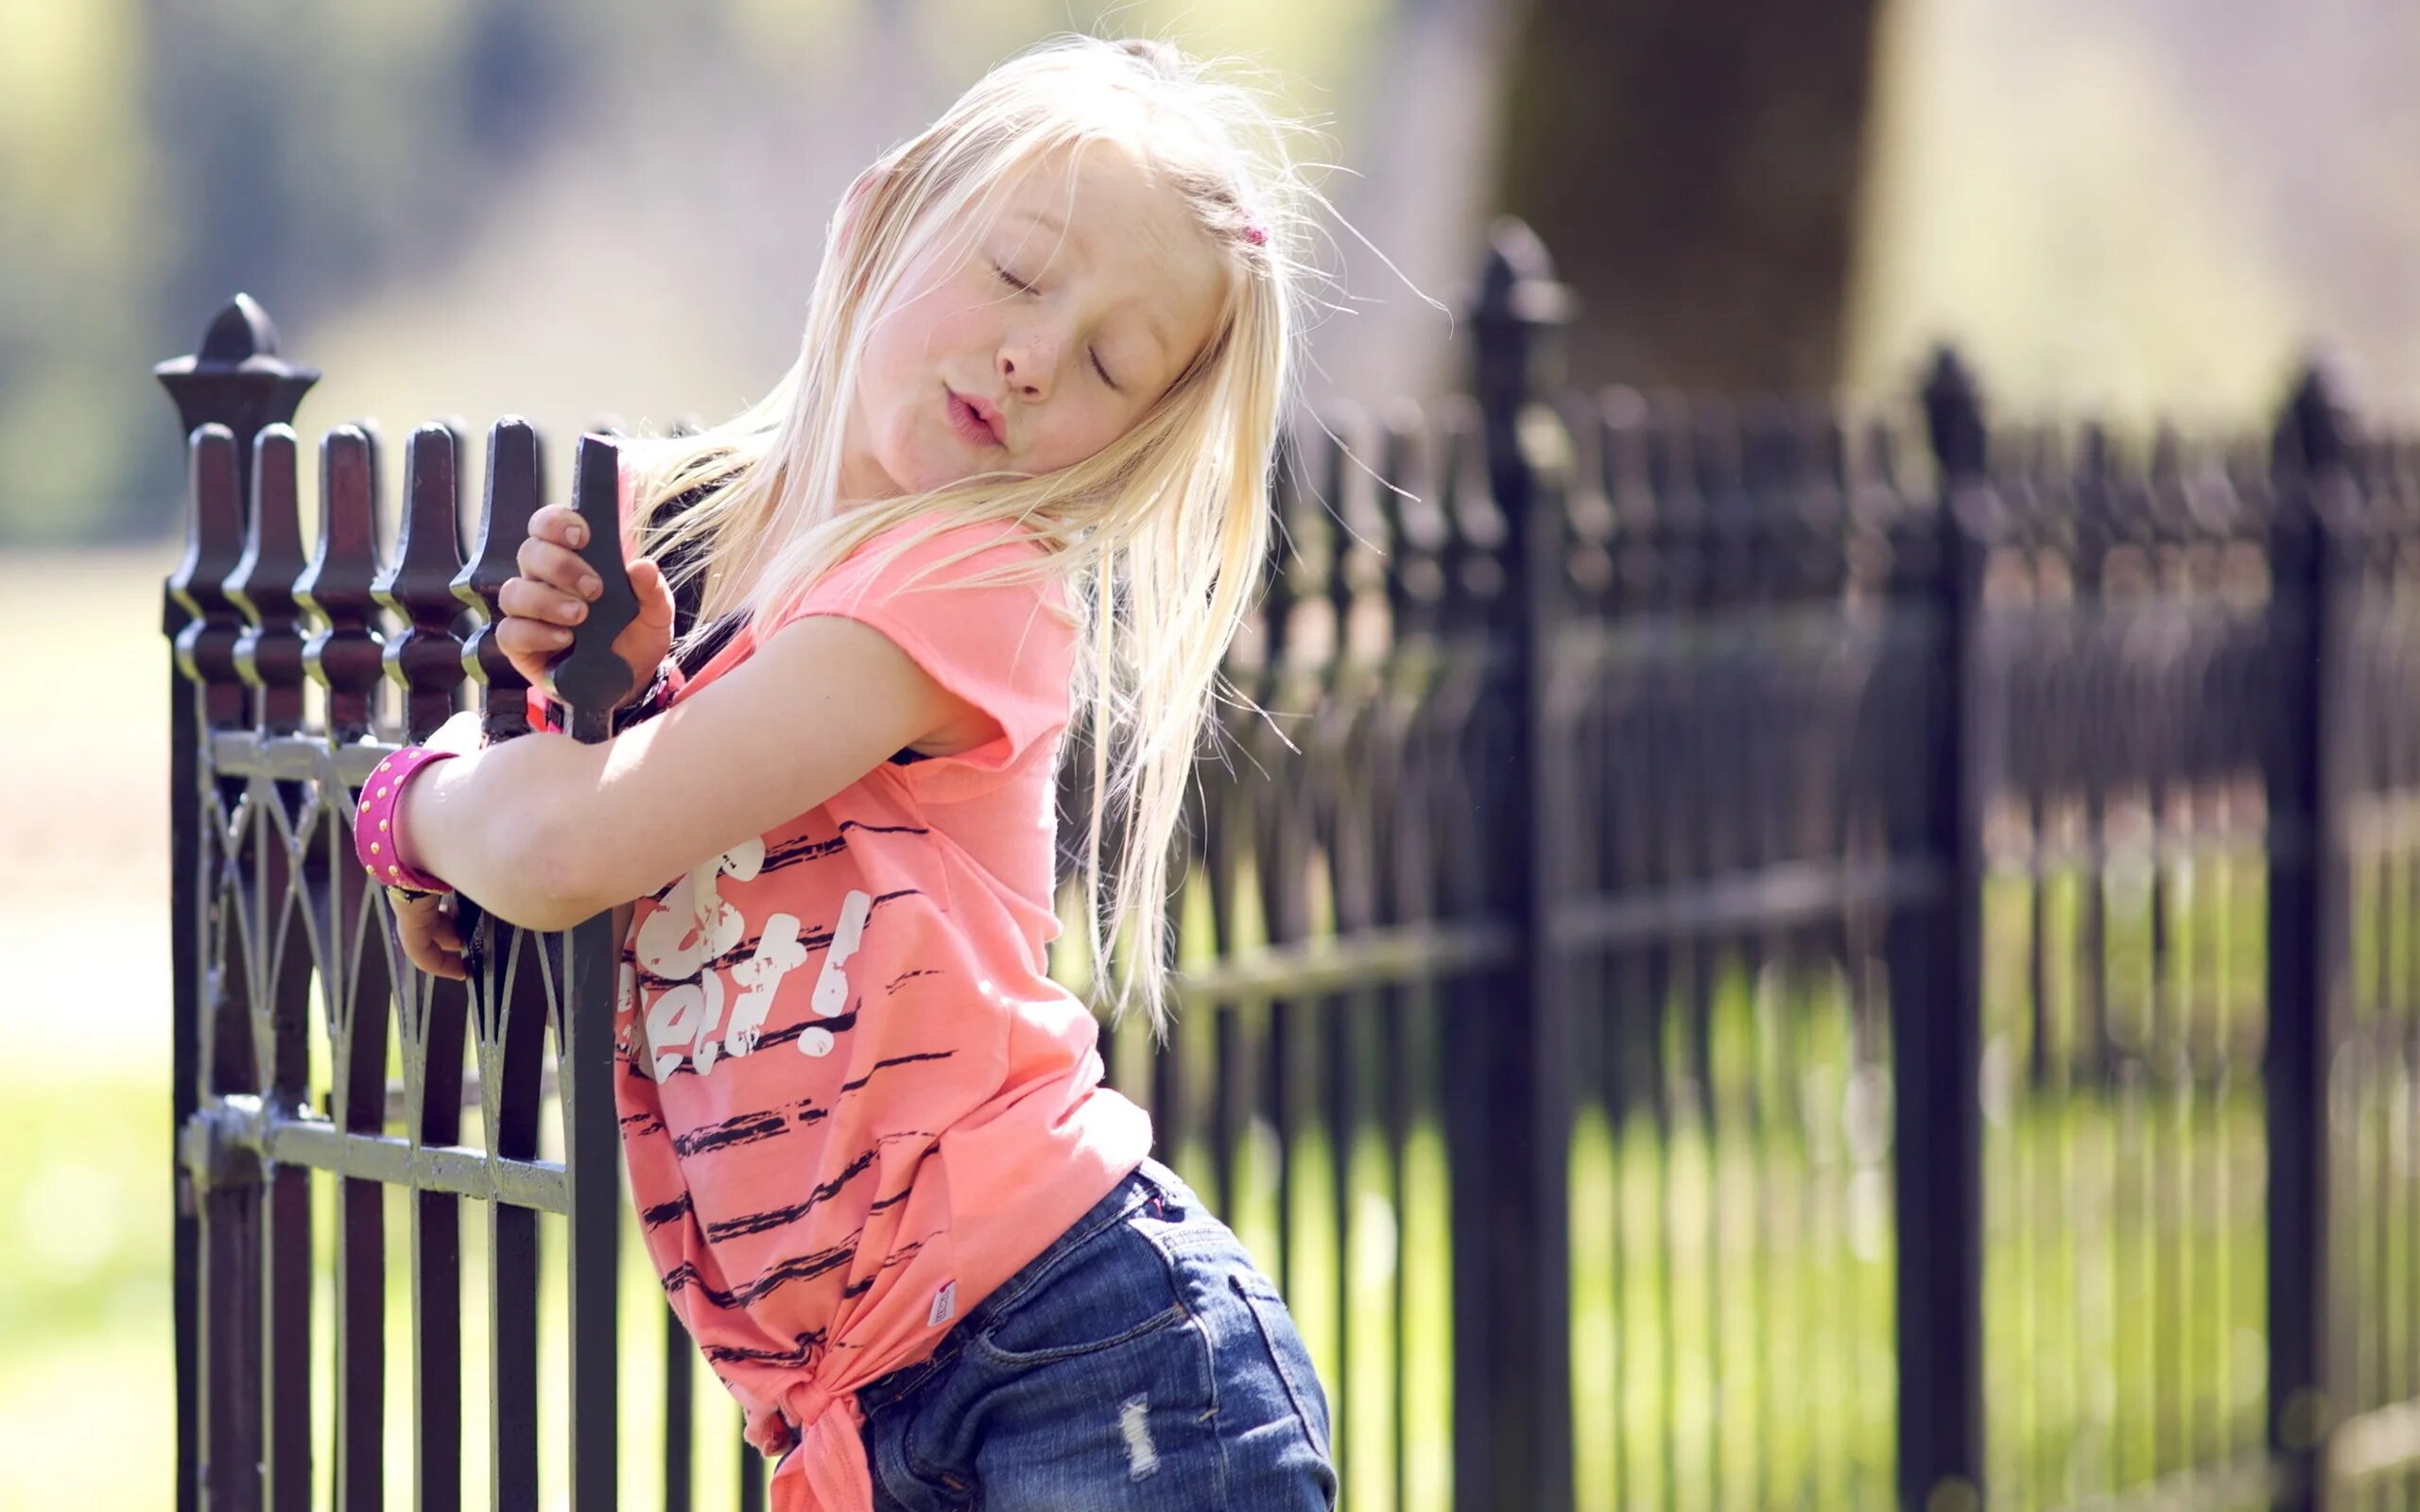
[993,262,1118,390]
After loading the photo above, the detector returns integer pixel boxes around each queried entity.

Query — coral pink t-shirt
[608,519,1153,1512]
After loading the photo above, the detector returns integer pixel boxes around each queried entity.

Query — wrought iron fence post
[156,298,318,1512]
[1899,347,1990,1512]
[556,434,642,1508]
[2266,364,2355,1512]
[1461,216,1578,1512]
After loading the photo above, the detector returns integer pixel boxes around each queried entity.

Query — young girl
[355,34,1337,1512]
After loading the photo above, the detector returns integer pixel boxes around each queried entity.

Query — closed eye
[994,259,1115,388]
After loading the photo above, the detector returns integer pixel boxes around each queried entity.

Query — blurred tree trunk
[1493,0,1883,390]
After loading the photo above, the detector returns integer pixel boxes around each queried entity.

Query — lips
[945,387,1006,448]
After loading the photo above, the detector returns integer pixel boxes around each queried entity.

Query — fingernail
[552,627,574,646]
[567,524,587,545]
[581,576,601,597]
[567,602,585,622]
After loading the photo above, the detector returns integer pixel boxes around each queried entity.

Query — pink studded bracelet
[354,747,458,895]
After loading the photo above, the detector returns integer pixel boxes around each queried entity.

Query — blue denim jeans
[843,1157,1339,1509]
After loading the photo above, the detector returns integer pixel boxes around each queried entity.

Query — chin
[899,455,977,492]
[866,437,951,495]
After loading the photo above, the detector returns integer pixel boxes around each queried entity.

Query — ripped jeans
[843,1157,1339,1510]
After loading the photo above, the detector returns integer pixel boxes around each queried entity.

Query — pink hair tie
[354,746,459,895]
[1241,219,1269,247]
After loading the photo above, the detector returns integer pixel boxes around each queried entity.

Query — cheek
[889,276,991,353]
[864,290,985,411]
[1023,399,1130,474]
[912,298,997,376]
[858,322,937,446]
[862,303,932,394]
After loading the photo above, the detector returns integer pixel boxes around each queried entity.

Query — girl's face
[840,143,1232,500]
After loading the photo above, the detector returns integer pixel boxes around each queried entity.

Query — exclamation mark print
[799,889,873,1058]
[724,912,806,1057]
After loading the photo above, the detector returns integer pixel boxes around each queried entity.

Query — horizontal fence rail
[162,305,635,1511]
[158,229,2420,1510]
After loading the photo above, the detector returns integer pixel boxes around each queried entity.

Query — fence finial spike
[1920,344,1986,484]
[1482,216,1555,296]
[2275,355,2355,477]
[1478,217,1576,328]
[199,294,283,365]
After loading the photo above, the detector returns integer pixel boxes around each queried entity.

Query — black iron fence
[160,224,2420,1510]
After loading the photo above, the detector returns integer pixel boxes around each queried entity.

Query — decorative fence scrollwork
[158,233,2420,1511]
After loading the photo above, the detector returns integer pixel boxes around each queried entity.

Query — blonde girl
[357,34,1338,1512]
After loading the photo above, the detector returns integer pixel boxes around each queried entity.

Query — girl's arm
[396,612,988,932]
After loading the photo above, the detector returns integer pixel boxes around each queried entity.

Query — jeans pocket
[971,1217,1188,1366]
[1230,1273,1334,1464]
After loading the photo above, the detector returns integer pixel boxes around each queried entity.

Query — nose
[997,325,1062,404]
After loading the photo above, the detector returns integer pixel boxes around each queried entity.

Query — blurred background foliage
[1,2,2417,1503]
[8,0,2419,546]
[2,0,1419,544]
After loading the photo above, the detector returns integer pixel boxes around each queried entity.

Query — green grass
[9,553,2419,1508]
[0,899,2407,1512]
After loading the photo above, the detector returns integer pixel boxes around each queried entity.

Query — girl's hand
[391,889,469,980]
[493,502,677,709]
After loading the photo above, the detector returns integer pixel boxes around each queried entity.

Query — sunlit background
[4,0,2417,1503]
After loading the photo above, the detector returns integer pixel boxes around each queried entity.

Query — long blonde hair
[616,35,1309,1037]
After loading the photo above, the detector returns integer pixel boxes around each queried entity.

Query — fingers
[513,537,603,607]
[495,613,573,662]
[503,494,662,705]
[529,502,591,550]
[629,558,676,628]
[395,897,469,980]
[497,576,588,633]
[429,921,466,977]
[500,565,593,622]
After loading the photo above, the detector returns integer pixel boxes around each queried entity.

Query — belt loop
[1136,1160,1179,1218]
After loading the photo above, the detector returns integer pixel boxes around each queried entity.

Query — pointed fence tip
[1920,343,1986,483]
[1474,219,1576,335]
[1482,217,1556,288]
[199,295,281,365]
[2277,354,2356,475]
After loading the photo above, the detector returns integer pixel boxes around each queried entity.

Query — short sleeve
[772,521,1077,798]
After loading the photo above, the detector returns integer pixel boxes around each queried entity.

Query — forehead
[1002,139,1172,225]
[985,144,1230,362]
